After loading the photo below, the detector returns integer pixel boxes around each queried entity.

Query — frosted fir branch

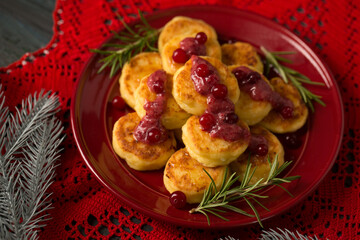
[259,228,322,240]
[3,90,60,160]
[218,228,325,240]
[21,118,64,239]
[0,87,64,240]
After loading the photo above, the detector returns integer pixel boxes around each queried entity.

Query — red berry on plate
[282,133,302,149]
[146,127,162,143]
[196,64,210,77]
[170,191,187,209]
[199,113,216,131]
[280,106,294,119]
[205,74,219,86]
[112,96,126,110]
[195,32,207,45]
[172,48,189,63]
[254,143,268,156]
[211,83,228,99]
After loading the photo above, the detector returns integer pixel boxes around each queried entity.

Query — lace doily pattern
[0,0,359,239]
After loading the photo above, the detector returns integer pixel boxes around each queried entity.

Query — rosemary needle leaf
[222,205,255,218]
[266,156,278,183]
[249,196,270,211]
[203,169,218,193]
[198,209,210,225]
[244,197,263,228]
[246,192,269,199]
[204,209,229,222]
[240,159,252,188]
[274,184,294,197]
[270,51,296,55]
[274,55,293,63]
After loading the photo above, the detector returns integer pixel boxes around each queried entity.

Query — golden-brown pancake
[163,148,228,203]
[158,16,218,52]
[133,72,191,130]
[230,125,285,185]
[228,65,273,126]
[161,35,221,75]
[119,52,162,108]
[112,112,177,171]
[259,77,308,133]
[182,115,250,167]
[221,42,263,73]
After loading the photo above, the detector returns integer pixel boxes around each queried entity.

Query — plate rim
[70,5,344,229]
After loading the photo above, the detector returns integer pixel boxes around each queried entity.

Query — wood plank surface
[0,0,55,67]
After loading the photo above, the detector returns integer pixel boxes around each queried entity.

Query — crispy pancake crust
[221,42,264,73]
[112,112,177,171]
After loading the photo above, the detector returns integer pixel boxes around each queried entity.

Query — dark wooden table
[0,0,55,67]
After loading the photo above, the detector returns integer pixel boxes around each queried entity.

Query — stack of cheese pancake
[112,16,308,204]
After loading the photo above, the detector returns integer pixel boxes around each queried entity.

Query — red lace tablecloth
[1,0,359,239]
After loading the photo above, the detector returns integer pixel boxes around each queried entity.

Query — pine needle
[0,86,64,239]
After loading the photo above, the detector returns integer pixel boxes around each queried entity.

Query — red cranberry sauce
[191,56,250,142]
[172,32,207,64]
[134,70,168,144]
[247,134,269,156]
[180,38,206,57]
[191,56,221,95]
[232,66,294,119]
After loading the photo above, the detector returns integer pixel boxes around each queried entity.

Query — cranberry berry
[211,84,228,99]
[222,112,238,124]
[205,74,219,86]
[146,127,162,143]
[195,32,207,45]
[151,80,165,94]
[281,133,302,149]
[199,113,216,131]
[233,68,247,82]
[254,143,268,156]
[196,63,211,77]
[170,191,187,209]
[172,48,189,63]
[112,96,126,110]
[280,106,294,119]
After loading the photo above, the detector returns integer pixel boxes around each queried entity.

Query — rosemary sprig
[91,10,161,78]
[261,46,326,112]
[189,155,300,227]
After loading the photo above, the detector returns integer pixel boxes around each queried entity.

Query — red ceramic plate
[71,6,343,229]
